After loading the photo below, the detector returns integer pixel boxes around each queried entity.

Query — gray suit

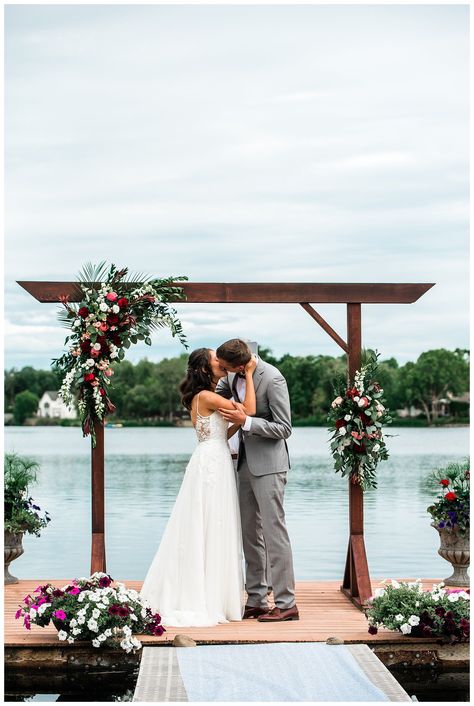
[216,359,296,609]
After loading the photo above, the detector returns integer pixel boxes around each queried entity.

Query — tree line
[4,347,469,426]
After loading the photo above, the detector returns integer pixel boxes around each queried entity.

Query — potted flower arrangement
[4,453,51,584]
[427,459,470,586]
[15,572,165,653]
[365,579,470,643]
[327,349,393,489]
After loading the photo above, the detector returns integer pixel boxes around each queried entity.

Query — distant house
[37,391,77,420]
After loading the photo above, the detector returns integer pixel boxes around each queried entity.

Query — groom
[216,339,298,622]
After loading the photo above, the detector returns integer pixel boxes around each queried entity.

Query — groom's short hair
[216,339,252,366]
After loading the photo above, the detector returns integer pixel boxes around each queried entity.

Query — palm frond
[76,261,110,286]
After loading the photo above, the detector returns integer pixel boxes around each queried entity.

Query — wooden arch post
[17,280,434,607]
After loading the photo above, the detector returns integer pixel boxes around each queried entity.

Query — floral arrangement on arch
[15,572,165,653]
[365,578,470,643]
[427,459,470,536]
[52,262,188,446]
[327,349,393,490]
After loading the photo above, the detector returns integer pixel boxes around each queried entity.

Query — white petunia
[58,630,68,641]
[408,615,420,626]
[122,625,132,636]
[97,602,106,609]
[141,609,147,618]
[37,604,48,615]
[448,593,459,602]
[92,609,101,619]
[72,628,81,636]
[69,618,77,627]
[130,614,138,621]
[104,628,113,637]
[400,623,412,635]
[77,616,85,625]
[390,580,401,589]
[67,636,75,644]
[98,634,107,642]
[395,614,405,622]
[415,601,420,607]
[92,638,101,648]
[374,588,385,598]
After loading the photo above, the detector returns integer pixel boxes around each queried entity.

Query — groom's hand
[219,401,247,425]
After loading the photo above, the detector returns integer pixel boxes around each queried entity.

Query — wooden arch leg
[341,303,372,608]
[91,419,106,574]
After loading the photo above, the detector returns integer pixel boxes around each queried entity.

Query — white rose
[408,615,420,626]
[338,427,347,436]
[110,351,118,359]
[112,305,120,314]
[73,319,81,327]
[86,359,95,368]
[400,623,412,635]
[372,443,381,452]
[92,638,101,648]
[58,630,68,641]
[344,415,352,421]
[353,396,360,403]
[395,614,404,622]
[93,343,101,351]
[99,303,109,312]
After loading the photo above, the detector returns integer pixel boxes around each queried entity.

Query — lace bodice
[194,394,229,443]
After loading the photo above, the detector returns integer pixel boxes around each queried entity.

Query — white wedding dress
[139,395,245,627]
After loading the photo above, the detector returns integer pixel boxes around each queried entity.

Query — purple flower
[99,576,112,588]
[153,625,165,636]
[422,625,432,637]
[438,522,445,528]
[368,625,378,635]
[67,587,80,595]
[15,608,22,619]
[53,610,67,621]
[109,604,121,616]
[118,605,130,617]
[23,615,31,630]
[435,607,446,617]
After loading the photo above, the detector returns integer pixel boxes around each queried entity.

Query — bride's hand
[245,354,257,376]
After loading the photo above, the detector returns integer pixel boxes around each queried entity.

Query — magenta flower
[67,587,80,595]
[53,610,67,621]
[23,616,31,630]
[37,597,47,606]
[30,605,39,611]
[15,608,22,619]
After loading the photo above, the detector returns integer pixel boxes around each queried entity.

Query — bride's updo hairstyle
[180,348,214,411]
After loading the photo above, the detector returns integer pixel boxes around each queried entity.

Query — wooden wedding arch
[17,280,434,609]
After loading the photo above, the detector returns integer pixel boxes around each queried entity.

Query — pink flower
[67,587,80,595]
[105,369,114,377]
[331,396,343,408]
[357,397,370,408]
[106,292,118,302]
[24,615,31,630]
[351,431,359,438]
[30,605,39,611]
[15,608,23,619]
[99,323,108,332]
[53,609,67,621]
[90,349,100,358]
[37,597,47,605]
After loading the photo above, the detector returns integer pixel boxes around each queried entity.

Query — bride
[139,347,257,627]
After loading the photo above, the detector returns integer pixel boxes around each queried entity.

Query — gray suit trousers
[238,456,296,610]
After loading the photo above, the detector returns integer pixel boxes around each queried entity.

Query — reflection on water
[4,426,470,580]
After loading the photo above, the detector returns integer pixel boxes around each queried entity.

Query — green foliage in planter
[365,579,470,642]
[4,453,51,536]
[427,458,470,536]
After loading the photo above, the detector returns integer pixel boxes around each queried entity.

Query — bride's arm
[227,423,240,439]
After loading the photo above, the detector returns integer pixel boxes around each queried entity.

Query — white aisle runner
[133,642,412,702]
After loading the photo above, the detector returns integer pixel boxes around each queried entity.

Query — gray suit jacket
[216,359,292,476]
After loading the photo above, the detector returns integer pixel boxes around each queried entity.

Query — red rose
[83,373,95,382]
[439,479,450,487]
[107,314,120,325]
[359,411,371,426]
[353,442,366,454]
[78,307,89,318]
[346,387,360,399]
[335,419,346,429]
[99,388,106,396]
[80,340,92,353]
[117,297,129,308]
[445,492,457,501]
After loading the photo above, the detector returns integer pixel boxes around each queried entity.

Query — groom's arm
[245,375,292,440]
[215,376,233,399]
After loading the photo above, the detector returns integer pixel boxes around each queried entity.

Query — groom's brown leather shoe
[243,605,270,619]
[257,605,299,622]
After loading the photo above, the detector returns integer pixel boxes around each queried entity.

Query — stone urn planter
[432,523,470,587]
[4,530,24,584]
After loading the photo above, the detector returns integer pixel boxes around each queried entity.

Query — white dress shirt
[227,357,256,454]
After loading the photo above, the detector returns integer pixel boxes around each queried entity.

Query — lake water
[4,426,470,582]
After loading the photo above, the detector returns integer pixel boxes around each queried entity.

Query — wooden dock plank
[5,578,448,647]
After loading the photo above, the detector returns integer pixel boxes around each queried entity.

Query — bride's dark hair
[180,348,215,411]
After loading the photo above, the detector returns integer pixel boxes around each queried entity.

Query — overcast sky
[4,4,469,371]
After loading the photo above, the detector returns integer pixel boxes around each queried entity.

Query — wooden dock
[6,578,469,670]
